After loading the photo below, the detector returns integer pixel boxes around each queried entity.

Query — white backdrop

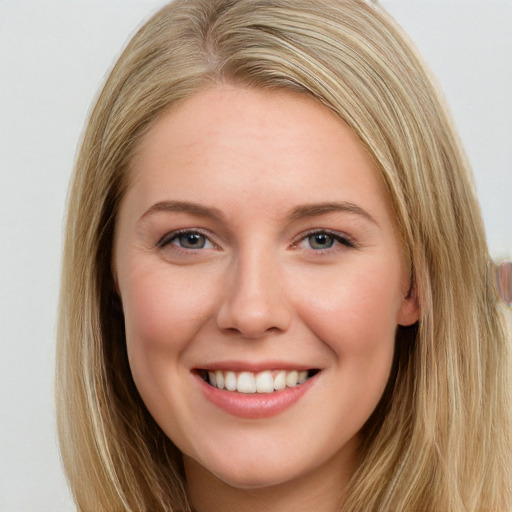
[1,1,510,510]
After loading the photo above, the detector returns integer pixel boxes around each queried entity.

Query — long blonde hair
[56,0,511,510]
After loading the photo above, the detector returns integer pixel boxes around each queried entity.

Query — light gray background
[1,1,511,510]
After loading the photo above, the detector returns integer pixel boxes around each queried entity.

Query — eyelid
[155,227,356,252]
[291,228,357,250]
[156,228,217,249]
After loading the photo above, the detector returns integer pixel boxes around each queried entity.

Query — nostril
[215,266,292,337]
[215,300,292,339]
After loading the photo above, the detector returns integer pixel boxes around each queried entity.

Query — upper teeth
[206,369,310,394]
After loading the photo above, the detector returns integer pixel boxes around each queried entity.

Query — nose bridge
[215,243,291,338]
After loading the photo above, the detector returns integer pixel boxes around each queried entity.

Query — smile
[198,369,320,394]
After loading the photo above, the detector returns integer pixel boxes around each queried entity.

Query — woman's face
[114,86,418,492]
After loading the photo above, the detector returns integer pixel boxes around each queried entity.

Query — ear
[111,264,120,296]
[110,243,121,296]
[397,282,420,326]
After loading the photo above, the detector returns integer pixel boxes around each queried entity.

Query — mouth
[196,368,320,394]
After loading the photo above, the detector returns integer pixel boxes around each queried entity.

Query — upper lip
[192,360,320,372]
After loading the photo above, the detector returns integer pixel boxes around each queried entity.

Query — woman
[56,0,511,510]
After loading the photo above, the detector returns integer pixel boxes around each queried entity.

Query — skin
[114,86,419,512]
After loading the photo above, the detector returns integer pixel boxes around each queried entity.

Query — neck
[184,445,357,512]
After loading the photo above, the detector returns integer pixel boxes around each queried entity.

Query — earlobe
[397,283,420,326]
[109,267,124,315]
[111,251,120,296]
[112,268,120,295]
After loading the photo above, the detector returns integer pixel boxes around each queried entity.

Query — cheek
[293,259,402,362]
[118,264,217,435]
[119,264,218,402]
[121,264,210,349]
[289,262,402,452]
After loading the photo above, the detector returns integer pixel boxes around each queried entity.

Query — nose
[215,250,292,338]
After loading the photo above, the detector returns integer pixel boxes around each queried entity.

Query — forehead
[124,86,393,228]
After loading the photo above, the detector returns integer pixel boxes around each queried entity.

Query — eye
[157,230,215,250]
[307,232,336,250]
[295,230,355,252]
[174,232,208,249]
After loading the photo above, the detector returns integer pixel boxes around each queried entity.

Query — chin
[186,450,310,491]
[218,466,297,490]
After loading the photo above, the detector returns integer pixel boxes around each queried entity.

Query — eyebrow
[139,200,225,222]
[139,200,378,226]
[288,201,378,225]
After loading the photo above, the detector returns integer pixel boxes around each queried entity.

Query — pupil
[310,233,333,249]
[180,233,205,248]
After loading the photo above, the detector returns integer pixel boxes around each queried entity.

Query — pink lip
[193,371,318,419]
[193,360,314,372]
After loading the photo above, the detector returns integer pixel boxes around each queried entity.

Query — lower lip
[195,373,318,419]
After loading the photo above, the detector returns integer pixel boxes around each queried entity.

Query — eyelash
[157,229,216,251]
[292,229,356,253]
[157,228,356,254]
